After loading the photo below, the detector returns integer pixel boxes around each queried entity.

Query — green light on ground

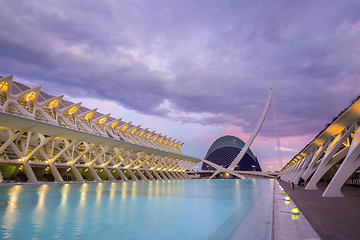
[291,208,300,214]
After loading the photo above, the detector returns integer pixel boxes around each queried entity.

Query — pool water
[0,179,273,240]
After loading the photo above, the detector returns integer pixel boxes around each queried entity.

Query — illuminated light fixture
[282,191,286,194]
[152,135,159,141]
[285,200,291,206]
[164,138,170,145]
[158,136,165,143]
[0,81,8,92]
[291,215,299,221]
[24,91,36,102]
[146,132,154,139]
[291,208,300,214]
[130,127,138,135]
[110,121,118,129]
[120,125,129,133]
[68,106,77,115]
[83,112,93,120]
[177,142,184,149]
[285,196,290,201]
[138,130,146,137]
[97,117,107,125]
[18,159,22,162]
[48,99,59,109]
[169,140,175,146]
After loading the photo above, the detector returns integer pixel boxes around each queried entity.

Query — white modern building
[0,75,200,183]
[280,96,360,197]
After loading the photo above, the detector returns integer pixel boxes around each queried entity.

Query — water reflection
[2,185,22,239]
[60,184,70,208]
[96,183,103,204]
[0,180,273,240]
[32,184,49,234]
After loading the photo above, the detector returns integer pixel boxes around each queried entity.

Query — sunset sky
[1,0,360,171]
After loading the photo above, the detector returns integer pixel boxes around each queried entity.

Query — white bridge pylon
[206,81,273,179]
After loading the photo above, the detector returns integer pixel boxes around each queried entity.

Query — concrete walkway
[280,180,360,240]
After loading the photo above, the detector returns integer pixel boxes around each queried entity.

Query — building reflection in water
[32,184,49,234]
[1,185,23,239]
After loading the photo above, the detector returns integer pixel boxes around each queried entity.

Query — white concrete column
[306,127,353,190]
[164,171,174,180]
[174,171,184,179]
[115,168,128,181]
[136,170,147,180]
[103,167,116,181]
[323,123,360,197]
[142,166,154,180]
[158,171,168,180]
[293,152,315,182]
[151,170,162,180]
[302,143,329,181]
[22,161,38,183]
[169,172,178,180]
[126,169,138,180]
[49,162,64,182]
[88,166,102,182]
[70,165,84,182]
[180,172,191,179]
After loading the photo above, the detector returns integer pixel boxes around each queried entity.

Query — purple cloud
[1,0,360,168]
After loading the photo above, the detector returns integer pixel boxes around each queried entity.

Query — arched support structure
[208,81,273,179]
[280,97,360,197]
[0,76,200,183]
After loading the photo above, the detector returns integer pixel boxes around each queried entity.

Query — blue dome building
[202,135,262,171]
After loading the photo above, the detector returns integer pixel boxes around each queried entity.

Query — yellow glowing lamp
[152,135,159,141]
[120,125,128,132]
[83,112,93,120]
[291,215,299,221]
[48,99,59,109]
[68,106,77,115]
[146,132,153,139]
[164,139,170,145]
[24,91,36,102]
[169,140,175,146]
[97,117,107,125]
[291,208,300,214]
[158,137,165,143]
[130,128,138,135]
[110,121,118,129]
[285,196,290,201]
[0,81,8,92]
[285,200,291,206]
[138,130,146,137]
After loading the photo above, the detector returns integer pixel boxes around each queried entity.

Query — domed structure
[202,135,262,171]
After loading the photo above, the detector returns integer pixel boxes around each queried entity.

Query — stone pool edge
[273,180,320,240]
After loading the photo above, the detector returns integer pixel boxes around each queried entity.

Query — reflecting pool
[0,179,273,240]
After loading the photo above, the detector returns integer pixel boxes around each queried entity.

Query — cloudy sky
[1,0,360,171]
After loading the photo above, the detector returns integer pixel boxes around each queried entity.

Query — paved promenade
[279,180,360,240]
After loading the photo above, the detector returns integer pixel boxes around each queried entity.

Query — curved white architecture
[0,75,199,183]
[208,81,273,179]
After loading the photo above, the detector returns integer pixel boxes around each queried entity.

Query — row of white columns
[0,128,194,184]
[281,122,360,197]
